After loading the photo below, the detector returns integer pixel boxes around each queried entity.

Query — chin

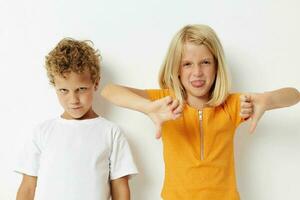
[191,90,210,99]
[68,113,85,119]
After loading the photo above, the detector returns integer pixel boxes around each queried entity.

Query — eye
[202,60,211,65]
[59,89,68,94]
[78,87,88,92]
[182,62,192,67]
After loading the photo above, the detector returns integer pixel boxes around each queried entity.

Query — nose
[69,92,80,104]
[192,65,203,77]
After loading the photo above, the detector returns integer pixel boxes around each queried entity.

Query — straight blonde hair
[159,24,230,106]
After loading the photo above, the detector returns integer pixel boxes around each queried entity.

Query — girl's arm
[111,176,130,200]
[240,87,300,133]
[101,84,152,114]
[16,174,37,200]
[101,84,183,138]
[260,87,300,110]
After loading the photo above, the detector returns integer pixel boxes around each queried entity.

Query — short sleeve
[109,127,138,180]
[224,93,245,128]
[146,89,170,101]
[15,126,42,177]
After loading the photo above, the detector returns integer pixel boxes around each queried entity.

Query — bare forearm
[111,188,130,200]
[264,87,300,110]
[111,177,130,200]
[101,84,150,114]
[16,175,37,200]
[16,187,35,200]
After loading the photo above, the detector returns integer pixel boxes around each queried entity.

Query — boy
[15,38,138,200]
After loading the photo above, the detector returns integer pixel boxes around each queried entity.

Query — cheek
[81,92,94,103]
[206,67,216,81]
[210,72,216,82]
[179,75,187,88]
[179,70,189,84]
[56,94,67,105]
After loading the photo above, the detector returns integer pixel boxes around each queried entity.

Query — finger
[240,94,251,103]
[241,101,252,109]
[240,107,253,119]
[240,94,247,102]
[240,108,253,115]
[169,99,180,110]
[173,113,182,120]
[173,103,184,114]
[240,113,251,120]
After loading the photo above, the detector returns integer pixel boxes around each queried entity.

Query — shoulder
[95,117,120,129]
[96,118,129,147]
[226,93,241,101]
[218,93,242,116]
[32,118,58,137]
[224,93,241,105]
[221,93,244,127]
[25,118,59,147]
[36,118,58,130]
[95,117,124,137]
[146,89,171,100]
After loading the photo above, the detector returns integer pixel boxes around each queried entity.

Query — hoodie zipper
[199,110,204,160]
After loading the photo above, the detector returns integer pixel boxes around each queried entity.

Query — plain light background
[1,0,299,199]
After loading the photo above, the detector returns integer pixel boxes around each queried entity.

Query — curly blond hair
[45,38,101,85]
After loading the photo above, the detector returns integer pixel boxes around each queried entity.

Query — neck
[81,109,98,119]
[186,94,209,110]
[62,109,98,120]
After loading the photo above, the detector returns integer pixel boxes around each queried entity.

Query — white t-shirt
[15,116,138,200]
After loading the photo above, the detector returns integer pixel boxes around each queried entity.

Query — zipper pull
[199,110,203,121]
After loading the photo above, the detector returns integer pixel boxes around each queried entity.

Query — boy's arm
[110,176,130,200]
[101,84,183,138]
[16,174,37,200]
[240,87,300,133]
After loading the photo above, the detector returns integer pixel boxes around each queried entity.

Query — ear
[94,79,100,91]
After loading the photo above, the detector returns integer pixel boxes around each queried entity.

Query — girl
[101,24,300,200]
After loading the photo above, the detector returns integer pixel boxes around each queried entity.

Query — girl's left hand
[240,93,267,133]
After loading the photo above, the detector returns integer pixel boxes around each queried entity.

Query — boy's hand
[240,93,267,133]
[147,96,183,139]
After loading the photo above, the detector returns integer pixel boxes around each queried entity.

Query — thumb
[249,105,265,134]
[249,115,258,134]
[155,124,162,139]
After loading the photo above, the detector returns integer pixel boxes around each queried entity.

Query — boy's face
[54,70,98,120]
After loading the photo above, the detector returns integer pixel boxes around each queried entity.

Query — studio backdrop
[0,0,299,199]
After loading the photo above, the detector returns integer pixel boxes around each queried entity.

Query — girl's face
[180,42,216,105]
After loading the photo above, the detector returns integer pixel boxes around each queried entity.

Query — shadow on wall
[93,62,114,118]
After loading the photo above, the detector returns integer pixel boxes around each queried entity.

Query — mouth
[191,80,205,88]
[69,106,83,110]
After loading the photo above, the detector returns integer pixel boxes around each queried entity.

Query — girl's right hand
[146,96,183,139]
